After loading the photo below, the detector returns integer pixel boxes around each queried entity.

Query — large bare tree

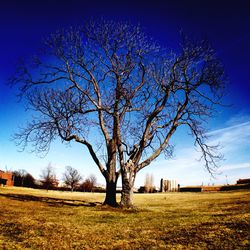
[11,20,225,207]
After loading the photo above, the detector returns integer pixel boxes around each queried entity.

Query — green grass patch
[0,187,249,249]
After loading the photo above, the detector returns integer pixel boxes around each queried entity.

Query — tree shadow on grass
[0,193,102,207]
[160,221,250,249]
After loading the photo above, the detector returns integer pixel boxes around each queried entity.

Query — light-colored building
[160,178,179,192]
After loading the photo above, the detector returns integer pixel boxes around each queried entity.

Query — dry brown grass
[0,187,249,249]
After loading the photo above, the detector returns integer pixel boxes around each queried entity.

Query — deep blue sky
[0,0,250,187]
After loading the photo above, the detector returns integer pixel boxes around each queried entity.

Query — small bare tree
[63,166,82,191]
[40,164,58,190]
[11,20,226,207]
[81,174,97,192]
[89,174,97,187]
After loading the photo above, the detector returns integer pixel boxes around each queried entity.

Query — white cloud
[208,120,250,155]
[207,121,250,137]
[225,112,250,126]
[220,162,250,171]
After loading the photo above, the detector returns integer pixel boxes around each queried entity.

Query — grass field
[0,187,249,249]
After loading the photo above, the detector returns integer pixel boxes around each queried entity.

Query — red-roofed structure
[0,170,14,186]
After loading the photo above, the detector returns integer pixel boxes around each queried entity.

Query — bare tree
[89,174,97,187]
[40,164,58,190]
[63,166,82,191]
[80,174,97,192]
[11,20,225,207]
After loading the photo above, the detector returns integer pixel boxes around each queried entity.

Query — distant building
[0,170,14,186]
[180,178,250,192]
[160,179,179,192]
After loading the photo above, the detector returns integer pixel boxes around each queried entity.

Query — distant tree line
[13,169,36,188]
[12,164,98,192]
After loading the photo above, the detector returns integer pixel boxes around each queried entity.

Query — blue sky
[0,0,250,187]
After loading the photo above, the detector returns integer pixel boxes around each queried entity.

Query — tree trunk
[120,166,136,208]
[120,179,134,208]
[103,180,118,207]
[102,139,119,207]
